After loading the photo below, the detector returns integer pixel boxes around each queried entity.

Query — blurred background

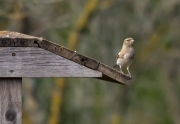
[0,0,180,124]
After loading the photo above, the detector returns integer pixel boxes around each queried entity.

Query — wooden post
[0,78,22,124]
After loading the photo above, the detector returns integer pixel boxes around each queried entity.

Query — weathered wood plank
[37,39,100,70]
[0,31,41,47]
[0,47,102,77]
[0,78,22,124]
[97,63,131,85]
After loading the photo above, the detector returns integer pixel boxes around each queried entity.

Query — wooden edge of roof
[0,31,132,85]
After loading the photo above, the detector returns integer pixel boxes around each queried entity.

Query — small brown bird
[113,38,135,77]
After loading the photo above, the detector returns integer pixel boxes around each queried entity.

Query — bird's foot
[120,71,125,74]
[127,74,132,79]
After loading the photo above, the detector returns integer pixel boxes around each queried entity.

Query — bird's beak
[131,39,134,44]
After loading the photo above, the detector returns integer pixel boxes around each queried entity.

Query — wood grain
[0,78,22,124]
[0,47,102,77]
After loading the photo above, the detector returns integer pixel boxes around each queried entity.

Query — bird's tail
[113,64,118,69]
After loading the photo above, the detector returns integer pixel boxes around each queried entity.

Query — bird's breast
[116,46,135,67]
[117,58,133,67]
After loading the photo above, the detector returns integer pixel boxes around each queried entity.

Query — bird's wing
[116,54,119,59]
[117,52,125,59]
[117,52,124,59]
[117,52,133,59]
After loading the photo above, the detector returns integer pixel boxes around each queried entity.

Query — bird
[113,38,135,77]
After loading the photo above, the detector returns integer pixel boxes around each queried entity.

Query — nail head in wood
[10,70,14,73]
[12,53,16,56]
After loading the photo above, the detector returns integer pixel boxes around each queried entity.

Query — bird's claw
[120,71,125,74]
[127,74,132,78]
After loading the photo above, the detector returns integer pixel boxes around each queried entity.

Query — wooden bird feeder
[0,31,131,124]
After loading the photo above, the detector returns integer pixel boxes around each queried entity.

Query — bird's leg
[127,66,131,77]
[119,65,124,74]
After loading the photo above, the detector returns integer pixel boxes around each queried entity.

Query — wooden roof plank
[37,39,100,70]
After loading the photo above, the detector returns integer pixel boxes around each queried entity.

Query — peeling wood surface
[0,78,22,124]
[0,31,131,85]
[0,47,102,77]
[0,31,40,47]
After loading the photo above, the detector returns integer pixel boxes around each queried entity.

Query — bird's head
[123,38,134,46]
